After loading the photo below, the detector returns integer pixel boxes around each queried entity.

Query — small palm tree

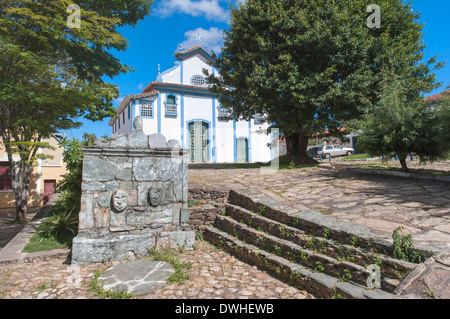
[37,206,78,241]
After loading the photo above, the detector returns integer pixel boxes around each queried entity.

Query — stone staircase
[202,190,424,299]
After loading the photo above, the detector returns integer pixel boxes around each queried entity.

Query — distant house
[108,45,272,163]
[0,135,67,209]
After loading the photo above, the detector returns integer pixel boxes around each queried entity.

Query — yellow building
[0,135,68,208]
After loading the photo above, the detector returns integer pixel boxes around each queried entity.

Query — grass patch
[146,247,192,284]
[22,231,72,253]
[88,269,135,299]
[340,153,373,160]
[22,190,80,253]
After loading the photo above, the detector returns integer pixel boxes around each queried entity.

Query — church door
[189,121,210,163]
[236,138,249,163]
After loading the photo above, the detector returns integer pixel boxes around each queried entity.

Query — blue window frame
[165,95,178,116]
[140,101,154,118]
[128,104,131,119]
[190,75,206,87]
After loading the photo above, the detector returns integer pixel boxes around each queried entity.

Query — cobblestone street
[0,241,313,299]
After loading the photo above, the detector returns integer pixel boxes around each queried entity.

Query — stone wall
[72,117,195,264]
[188,188,228,229]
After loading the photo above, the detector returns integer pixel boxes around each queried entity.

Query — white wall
[160,92,182,142]
[161,63,181,84]
[182,55,212,85]
[138,98,158,136]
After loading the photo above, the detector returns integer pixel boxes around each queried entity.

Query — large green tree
[0,0,154,221]
[351,70,450,172]
[206,0,442,163]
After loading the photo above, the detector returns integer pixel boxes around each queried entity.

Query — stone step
[203,225,395,299]
[225,203,417,282]
[227,190,432,260]
[215,214,400,292]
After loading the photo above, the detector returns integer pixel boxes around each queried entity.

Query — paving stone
[98,260,175,295]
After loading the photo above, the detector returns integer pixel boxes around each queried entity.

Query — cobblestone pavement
[189,160,450,252]
[0,241,313,299]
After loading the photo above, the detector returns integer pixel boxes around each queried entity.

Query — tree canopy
[351,70,450,172]
[0,0,154,221]
[206,0,443,163]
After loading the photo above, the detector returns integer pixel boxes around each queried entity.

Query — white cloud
[155,0,230,22]
[113,96,125,105]
[179,27,224,54]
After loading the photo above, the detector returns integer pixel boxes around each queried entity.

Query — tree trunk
[286,130,317,164]
[399,157,409,172]
[13,162,28,223]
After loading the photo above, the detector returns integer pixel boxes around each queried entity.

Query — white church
[109,45,272,163]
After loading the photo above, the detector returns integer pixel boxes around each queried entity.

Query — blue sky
[61,0,450,140]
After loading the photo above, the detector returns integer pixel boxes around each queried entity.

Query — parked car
[307,146,322,158]
[319,144,354,158]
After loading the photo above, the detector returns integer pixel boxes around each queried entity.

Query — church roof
[108,90,159,126]
[174,45,214,62]
[141,81,213,95]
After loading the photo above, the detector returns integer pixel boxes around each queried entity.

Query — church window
[165,95,177,115]
[218,107,232,121]
[190,75,206,87]
[141,101,153,117]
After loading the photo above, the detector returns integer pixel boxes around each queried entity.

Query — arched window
[165,95,177,115]
[166,95,176,104]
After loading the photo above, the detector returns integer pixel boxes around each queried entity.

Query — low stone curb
[345,167,450,182]
[0,249,70,266]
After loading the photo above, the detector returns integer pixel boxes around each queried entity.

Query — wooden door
[236,138,249,163]
[189,121,210,163]
[43,180,56,205]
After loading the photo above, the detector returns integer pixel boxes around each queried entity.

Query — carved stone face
[111,190,128,212]
[148,187,164,206]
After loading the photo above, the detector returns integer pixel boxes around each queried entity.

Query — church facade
[109,45,272,163]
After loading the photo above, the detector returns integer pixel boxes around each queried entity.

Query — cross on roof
[193,32,203,45]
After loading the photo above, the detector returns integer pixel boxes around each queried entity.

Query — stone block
[127,131,149,149]
[71,233,157,264]
[157,231,196,250]
[101,181,119,192]
[82,157,118,182]
[137,181,175,206]
[149,133,167,149]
